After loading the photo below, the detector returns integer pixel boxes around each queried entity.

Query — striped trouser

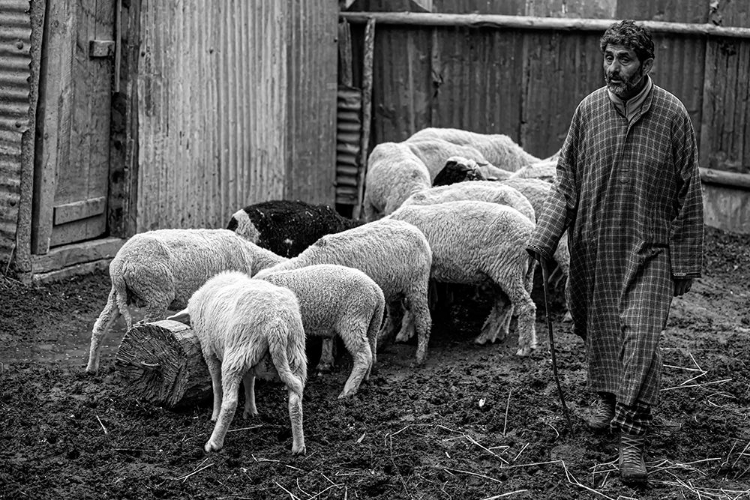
[611,401,652,436]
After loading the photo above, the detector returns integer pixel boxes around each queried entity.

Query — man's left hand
[674,278,694,296]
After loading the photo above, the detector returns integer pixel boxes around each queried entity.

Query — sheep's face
[228,209,261,243]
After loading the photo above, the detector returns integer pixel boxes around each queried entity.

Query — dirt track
[1,226,749,499]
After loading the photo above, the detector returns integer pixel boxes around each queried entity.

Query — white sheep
[405,139,512,180]
[500,177,569,280]
[400,181,536,222]
[259,264,385,398]
[85,229,285,374]
[508,159,557,183]
[362,142,431,221]
[168,271,307,454]
[388,201,538,356]
[255,218,434,364]
[407,128,541,172]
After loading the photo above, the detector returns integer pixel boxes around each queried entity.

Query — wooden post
[115,320,283,410]
[352,18,375,220]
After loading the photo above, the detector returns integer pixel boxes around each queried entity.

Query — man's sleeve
[526,107,581,261]
[669,109,704,278]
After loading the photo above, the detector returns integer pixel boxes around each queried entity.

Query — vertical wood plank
[32,0,78,254]
[353,18,375,220]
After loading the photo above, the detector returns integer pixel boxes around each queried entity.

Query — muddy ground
[1,226,749,499]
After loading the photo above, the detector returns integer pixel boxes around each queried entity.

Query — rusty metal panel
[701,37,750,174]
[0,0,31,261]
[336,86,362,206]
[284,0,338,205]
[137,0,290,232]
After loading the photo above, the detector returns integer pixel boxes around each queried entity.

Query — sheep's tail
[267,317,307,396]
[367,290,386,367]
[110,267,133,328]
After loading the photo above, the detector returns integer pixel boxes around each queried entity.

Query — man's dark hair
[600,20,655,62]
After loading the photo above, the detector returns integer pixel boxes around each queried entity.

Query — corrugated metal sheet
[336,86,362,205]
[0,0,31,262]
[138,0,291,231]
[284,0,338,204]
[137,0,337,232]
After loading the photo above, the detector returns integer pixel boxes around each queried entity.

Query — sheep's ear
[167,309,191,326]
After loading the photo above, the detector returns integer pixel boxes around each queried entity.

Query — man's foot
[619,433,648,484]
[587,393,615,432]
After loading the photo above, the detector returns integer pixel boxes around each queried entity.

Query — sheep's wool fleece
[527,85,704,407]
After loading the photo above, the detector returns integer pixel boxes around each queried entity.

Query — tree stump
[115,320,282,409]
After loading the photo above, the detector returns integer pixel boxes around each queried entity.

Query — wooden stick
[275,481,300,500]
[353,18,376,220]
[95,415,108,435]
[699,168,750,190]
[502,389,512,437]
[339,12,750,39]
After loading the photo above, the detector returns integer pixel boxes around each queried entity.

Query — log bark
[115,320,324,409]
[115,320,213,409]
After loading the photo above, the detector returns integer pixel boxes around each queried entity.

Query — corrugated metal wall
[137,0,337,233]
[348,0,750,169]
[0,0,31,264]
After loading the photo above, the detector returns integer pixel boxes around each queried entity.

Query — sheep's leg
[287,386,305,455]
[86,288,122,374]
[242,369,257,419]
[204,363,243,453]
[493,274,537,356]
[395,309,416,343]
[204,353,223,421]
[317,338,335,373]
[379,301,404,347]
[409,289,433,365]
[475,289,510,345]
[338,326,373,398]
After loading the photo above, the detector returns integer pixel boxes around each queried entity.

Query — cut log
[115,319,283,409]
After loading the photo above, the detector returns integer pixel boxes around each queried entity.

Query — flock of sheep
[84,127,567,455]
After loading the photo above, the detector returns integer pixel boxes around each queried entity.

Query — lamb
[85,228,285,374]
[167,271,307,454]
[388,201,538,357]
[401,181,536,222]
[407,127,541,172]
[362,142,431,221]
[254,218,434,364]
[227,200,364,258]
[405,138,512,180]
[258,264,385,398]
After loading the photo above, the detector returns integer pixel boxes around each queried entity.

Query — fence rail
[340,12,750,39]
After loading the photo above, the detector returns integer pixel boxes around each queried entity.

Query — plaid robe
[527,84,704,406]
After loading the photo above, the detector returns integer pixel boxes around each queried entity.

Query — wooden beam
[32,0,78,255]
[31,237,123,274]
[699,168,750,190]
[339,12,750,39]
[352,18,375,220]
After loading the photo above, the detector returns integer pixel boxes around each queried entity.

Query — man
[526,20,704,484]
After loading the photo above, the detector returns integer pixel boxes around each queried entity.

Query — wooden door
[32,0,115,253]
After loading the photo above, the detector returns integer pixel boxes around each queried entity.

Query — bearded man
[527,20,704,484]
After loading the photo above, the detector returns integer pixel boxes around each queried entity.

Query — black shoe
[619,433,648,484]
[587,394,615,432]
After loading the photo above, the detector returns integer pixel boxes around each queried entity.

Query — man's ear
[642,57,654,75]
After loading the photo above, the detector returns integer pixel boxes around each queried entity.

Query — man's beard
[605,67,644,97]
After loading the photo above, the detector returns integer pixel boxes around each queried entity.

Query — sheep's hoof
[292,444,306,455]
[562,312,573,323]
[515,345,536,357]
[315,363,333,374]
[204,440,222,453]
[242,410,258,419]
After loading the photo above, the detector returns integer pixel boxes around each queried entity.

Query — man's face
[603,44,652,100]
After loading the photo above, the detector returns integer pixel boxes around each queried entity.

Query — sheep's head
[227,209,261,243]
[433,157,487,186]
